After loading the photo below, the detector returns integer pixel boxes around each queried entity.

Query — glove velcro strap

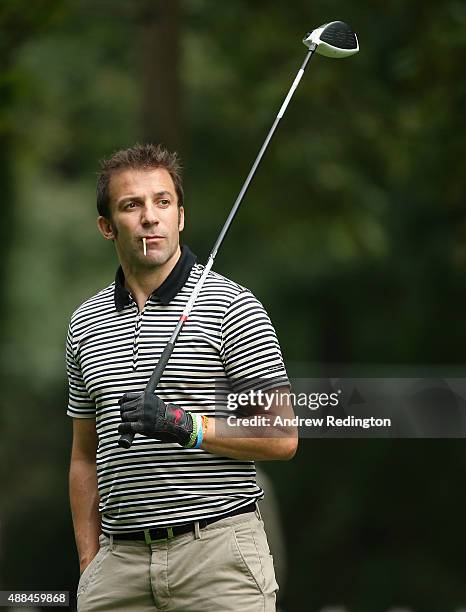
[184,413,202,449]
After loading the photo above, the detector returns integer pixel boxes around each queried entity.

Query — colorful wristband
[193,414,204,449]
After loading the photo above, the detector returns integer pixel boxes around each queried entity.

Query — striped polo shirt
[66,245,289,532]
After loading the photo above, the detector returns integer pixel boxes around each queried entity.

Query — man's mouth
[141,236,165,256]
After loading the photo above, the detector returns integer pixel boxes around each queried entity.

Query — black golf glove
[118,392,194,447]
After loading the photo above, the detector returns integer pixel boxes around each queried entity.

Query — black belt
[103,502,256,545]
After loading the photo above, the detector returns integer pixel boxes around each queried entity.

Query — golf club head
[303,21,359,58]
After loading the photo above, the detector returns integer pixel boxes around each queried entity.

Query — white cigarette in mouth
[142,238,147,256]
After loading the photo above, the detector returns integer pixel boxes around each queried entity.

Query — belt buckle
[144,526,174,545]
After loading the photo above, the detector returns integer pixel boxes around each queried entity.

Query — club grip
[145,342,175,394]
[118,432,134,449]
[117,343,175,449]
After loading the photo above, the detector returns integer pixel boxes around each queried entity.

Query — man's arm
[119,385,298,461]
[69,418,101,575]
[201,386,298,461]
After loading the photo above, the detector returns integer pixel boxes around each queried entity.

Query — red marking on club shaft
[181,314,188,322]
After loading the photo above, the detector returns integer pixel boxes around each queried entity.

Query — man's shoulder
[193,264,256,305]
[192,264,269,314]
[69,282,116,328]
[192,264,246,295]
[206,268,247,292]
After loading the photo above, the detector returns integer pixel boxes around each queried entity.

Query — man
[67,143,297,611]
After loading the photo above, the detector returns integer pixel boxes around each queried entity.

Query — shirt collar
[114,245,197,311]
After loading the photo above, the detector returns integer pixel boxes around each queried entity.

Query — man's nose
[141,202,159,225]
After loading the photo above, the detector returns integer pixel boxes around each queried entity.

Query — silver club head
[303,21,359,58]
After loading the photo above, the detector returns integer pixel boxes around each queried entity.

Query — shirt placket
[132,306,144,371]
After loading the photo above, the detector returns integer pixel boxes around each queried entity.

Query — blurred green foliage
[1,1,466,610]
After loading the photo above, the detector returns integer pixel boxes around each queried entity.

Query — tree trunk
[137,0,182,151]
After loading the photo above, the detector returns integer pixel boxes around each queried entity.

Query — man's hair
[96,143,184,219]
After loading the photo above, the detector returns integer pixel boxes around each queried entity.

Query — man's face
[99,167,184,269]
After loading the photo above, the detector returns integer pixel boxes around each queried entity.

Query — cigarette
[142,238,147,256]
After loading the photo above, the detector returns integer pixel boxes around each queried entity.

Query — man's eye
[125,201,137,209]
[159,199,170,207]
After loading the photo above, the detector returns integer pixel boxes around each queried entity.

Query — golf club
[118,20,359,449]
[303,21,359,58]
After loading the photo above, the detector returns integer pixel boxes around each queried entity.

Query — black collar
[114,245,197,311]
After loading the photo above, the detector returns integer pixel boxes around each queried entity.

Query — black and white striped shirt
[66,246,289,532]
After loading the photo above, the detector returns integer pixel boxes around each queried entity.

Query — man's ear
[178,206,185,232]
[97,216,116,240]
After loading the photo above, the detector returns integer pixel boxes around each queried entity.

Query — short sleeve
[66,322,96,418]
[220,290,289,393]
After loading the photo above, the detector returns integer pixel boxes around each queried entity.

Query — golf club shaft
[118,45,316,449]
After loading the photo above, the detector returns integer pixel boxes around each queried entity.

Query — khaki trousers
[77,509,278,611]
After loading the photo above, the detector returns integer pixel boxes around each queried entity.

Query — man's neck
[121,246,181,311]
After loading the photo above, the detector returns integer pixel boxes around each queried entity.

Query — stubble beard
[138,239,179,270]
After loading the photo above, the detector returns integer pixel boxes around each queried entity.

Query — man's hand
[118,392,194,447]
[80,551,99,576]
